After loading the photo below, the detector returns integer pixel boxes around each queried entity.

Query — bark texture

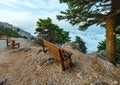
[106,16,116,64]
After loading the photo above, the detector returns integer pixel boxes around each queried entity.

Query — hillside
[0,26,24,38]
[0,21,32,39]
[0,38,120,85]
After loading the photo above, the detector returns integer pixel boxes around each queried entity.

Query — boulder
[97,50,106,59]
[37,58,54,66]
[0,77,8,85]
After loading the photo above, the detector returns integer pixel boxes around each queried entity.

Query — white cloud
[0,10,38,35]
[0,0,21,9]
[0,0,106,53]
[24,1,36,8]
[32,0,67,11]
[69,26,106,53]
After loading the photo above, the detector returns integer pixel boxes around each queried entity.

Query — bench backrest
[0,35,10,40]
[42,38,73,71]
[42,39,62,62]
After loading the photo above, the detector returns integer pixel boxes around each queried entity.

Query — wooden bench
[7,38,20,49]
[41,38,73,71]
[0,35,20,49]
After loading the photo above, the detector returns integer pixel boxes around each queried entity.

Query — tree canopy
[35,17,70,44]
[57,0,120,64]
[57,0,120,30]
[73,36,87,53]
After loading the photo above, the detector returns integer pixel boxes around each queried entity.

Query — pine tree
[73,36,87,53]
[57,0,120,64]
[35,17,70,44]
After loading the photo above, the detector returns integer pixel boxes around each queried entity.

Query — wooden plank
[41,38,72,71]
[0,35,20,49]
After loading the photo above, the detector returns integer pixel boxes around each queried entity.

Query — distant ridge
[0,21,32,39]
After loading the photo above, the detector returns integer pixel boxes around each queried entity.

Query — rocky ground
[0,38,120,85]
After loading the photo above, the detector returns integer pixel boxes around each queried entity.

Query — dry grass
[0,38,120,85]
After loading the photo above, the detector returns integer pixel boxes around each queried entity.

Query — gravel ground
[0,38,120,85]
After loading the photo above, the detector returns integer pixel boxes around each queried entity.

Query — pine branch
[116,30,120,34]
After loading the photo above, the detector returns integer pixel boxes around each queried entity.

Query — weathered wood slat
[41,38,72,71]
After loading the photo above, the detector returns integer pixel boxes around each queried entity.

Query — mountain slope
[0,21,32,39]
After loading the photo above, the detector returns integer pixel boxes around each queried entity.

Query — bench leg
[18,43,20,48]
[69,57,73,66]
[6,40,8,47]
[43,45,47,53]
[12,43,20,49]
[43,45,45,52]
[12,45,14,49]
[61,61,65,71]
[62,57,73,71]
[12,41,15,49]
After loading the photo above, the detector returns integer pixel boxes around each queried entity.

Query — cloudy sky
[0,0,106,53]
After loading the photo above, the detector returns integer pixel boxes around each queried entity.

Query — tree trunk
[106,16,116,64]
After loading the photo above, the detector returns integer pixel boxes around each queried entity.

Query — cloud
[0,0,106,53]
[31,0,67,11]
[69,25,106,53]
[0,10,38,35]
[0,0,67,11]
[0,0,21,9]
[24,1,36,8]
